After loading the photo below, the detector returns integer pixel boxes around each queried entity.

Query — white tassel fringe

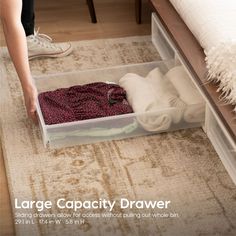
[205,42,236,112]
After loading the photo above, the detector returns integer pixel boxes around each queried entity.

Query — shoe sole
[28,44,73,60]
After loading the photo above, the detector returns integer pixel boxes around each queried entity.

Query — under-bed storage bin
[34,61,205,148]
[152,13,177,60]
[205,106,236,183]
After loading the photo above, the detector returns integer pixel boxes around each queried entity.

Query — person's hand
[23,83,38,124]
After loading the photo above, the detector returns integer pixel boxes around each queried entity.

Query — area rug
[0,36,236,236]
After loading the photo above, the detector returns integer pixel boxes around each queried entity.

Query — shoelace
[30,28,61,50]
[34,28,52,42]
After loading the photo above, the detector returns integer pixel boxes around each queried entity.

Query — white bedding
[169,0,236,110]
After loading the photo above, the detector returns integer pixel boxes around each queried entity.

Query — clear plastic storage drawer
[34,60,205,148]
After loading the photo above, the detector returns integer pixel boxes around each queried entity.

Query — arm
[0,0,37,123]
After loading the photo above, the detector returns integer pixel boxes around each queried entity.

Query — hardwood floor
[0,0,151,235]
[0,0,151,46]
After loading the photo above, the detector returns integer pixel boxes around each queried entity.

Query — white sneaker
[26,30,73,60]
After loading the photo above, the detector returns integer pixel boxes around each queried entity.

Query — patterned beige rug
[1,36,236,236]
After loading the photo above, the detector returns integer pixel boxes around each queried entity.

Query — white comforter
[169,0,236,110]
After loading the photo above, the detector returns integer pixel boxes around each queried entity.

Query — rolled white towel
[165,66,205,123]
[146,68,186,124]
[119,72,172,131]
[119,68,185,132]
[119,73,161,112]
[136,111,172,132]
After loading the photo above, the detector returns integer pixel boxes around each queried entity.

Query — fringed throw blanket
[169,0,236,111]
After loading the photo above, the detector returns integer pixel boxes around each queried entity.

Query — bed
[149,0,236,184]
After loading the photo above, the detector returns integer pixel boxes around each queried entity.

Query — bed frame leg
[135,0,142,24]
[87,0,97,23]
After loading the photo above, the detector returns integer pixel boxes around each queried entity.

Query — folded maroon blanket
[38,82,133,125]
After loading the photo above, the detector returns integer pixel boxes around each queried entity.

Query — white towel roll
[119,72,172,131]
[119,68,185,132]
[146,68,186,124]
[165,66,205,123]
